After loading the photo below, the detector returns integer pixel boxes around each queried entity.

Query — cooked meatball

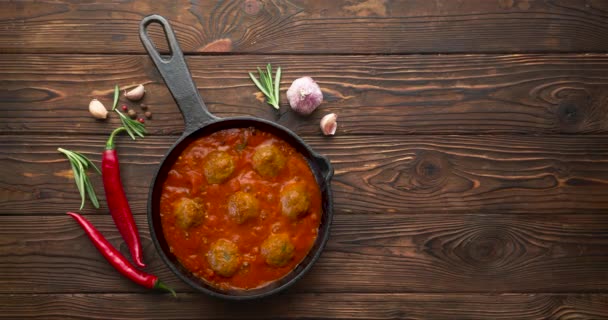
[280,183,311,219]
[261,233,294,267]
[173,197,205,229]
[228,191,260,224]
[207,239,241,277]
[203,151,235,184]
[252,144,286,178]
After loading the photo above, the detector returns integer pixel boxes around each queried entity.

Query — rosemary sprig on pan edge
[57,148,101,210]
[249,64,281,110]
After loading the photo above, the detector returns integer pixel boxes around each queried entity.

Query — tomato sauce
[159,127,322,290]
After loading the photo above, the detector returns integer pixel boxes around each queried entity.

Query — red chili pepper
[67,212,175,296]
[102,127,145,268]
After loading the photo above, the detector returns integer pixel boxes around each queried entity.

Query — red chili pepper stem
[66,212,176,297]
[106,127,126,150]
[154,280,177,298]
[103,127,146,268]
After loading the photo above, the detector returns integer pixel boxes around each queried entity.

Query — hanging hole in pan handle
[139,14,218,134]
[140,15,179,65]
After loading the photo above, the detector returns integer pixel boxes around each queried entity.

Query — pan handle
[139,14,218,135]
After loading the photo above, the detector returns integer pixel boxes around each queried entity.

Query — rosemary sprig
[112,84,119,111]
[57,148,100,210]
[115,109,147,140]
[249,63,281,110]
[109,84,146,140]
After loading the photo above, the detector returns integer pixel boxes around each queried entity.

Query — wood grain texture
[1,293,607,320]
[3,54,608,135]
[2,0,608,54]
[2,134,607,215]
[1,214,608,294]
[4,0,608,318]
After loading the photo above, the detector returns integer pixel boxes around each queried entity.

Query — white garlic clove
[124,84,145,101]
[88,99,108,119]
[320,113,337,136]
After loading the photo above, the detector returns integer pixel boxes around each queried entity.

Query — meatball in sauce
[280,182,311,220]
[252,143,286,178]
[173,197,206,230]
[203,151,235,184]
[261,233,295,267]
[207,239,241,277]
[227,191,260,224]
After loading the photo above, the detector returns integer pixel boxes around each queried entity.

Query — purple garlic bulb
[286,77,323,115]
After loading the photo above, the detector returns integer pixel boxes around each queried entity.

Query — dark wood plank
[3,54,608,135]
[2,0,608,54]
[1,214,608,294]
[1,293,607,320]
[2,134,607,215]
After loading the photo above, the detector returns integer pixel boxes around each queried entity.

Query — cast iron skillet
[139,15,334,300]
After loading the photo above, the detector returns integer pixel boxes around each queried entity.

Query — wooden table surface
[2,0,608,319]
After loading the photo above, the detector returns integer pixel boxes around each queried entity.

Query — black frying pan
[140,15,334,300]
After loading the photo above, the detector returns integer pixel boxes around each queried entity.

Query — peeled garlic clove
[320,113,337,136]
[88,99,108,119]
[124,84,145,101]
[287,77,323,115]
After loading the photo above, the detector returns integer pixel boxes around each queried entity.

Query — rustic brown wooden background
[2,0,608,319]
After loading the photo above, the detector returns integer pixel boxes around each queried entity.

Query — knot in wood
[558,102,583,125]
[466,236,505,264]
[410,151,449,189]
[416,159,441,180]
[448,224,534,275]
[453,229,512,273]
[556,91,591,132]
[243,0,261,15]
[550,161,571,179]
